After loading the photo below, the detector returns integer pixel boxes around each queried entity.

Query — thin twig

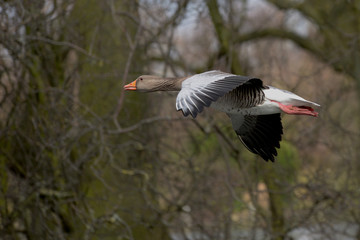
[107,116,187,134]
[25,36,100,60]
[112,24,143,128]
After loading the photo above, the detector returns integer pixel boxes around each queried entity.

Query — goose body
[124,70,320,162]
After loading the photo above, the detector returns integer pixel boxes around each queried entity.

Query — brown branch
[235,28,322,58]
[234,27,356,78]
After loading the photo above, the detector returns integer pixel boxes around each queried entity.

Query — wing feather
[229,113,283,162]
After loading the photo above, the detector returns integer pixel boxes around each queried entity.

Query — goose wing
[229,113,283,162]
[176,70,263,118]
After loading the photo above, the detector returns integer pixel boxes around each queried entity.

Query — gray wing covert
[176,72,263,118]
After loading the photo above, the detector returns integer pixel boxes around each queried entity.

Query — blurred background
[0,0,359,239]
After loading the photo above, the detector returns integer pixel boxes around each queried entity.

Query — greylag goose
[124,70,320,162]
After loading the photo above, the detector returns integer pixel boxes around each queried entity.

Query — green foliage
[188,129,219,155]
[266,140,301,183]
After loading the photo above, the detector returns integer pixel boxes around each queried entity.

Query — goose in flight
[124,70,320,162]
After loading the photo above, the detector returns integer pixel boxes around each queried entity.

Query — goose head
[124,75,184,92]
[124,75,162,92]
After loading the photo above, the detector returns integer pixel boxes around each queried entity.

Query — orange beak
[124,80,137,90]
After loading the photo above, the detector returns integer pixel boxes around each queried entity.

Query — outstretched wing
[176,70,263,118]
[229,113,283,162]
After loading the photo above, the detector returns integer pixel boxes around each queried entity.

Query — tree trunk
[264,175,285,240]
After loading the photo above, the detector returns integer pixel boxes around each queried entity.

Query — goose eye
[139,77,143,81]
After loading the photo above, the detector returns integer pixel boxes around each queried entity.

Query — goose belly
[210,99,281,115]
